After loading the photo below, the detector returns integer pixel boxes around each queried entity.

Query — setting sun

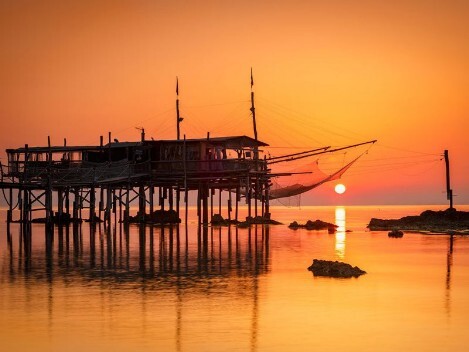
[335,184,346,194]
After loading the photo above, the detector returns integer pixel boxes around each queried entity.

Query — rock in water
[289,219,338,231]
[211,214,228,226]
[307,259,366,278]
[388,229,404,238]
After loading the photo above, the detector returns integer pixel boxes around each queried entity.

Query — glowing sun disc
[335,184,346,194]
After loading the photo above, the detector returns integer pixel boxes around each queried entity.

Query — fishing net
[269,155,361,206]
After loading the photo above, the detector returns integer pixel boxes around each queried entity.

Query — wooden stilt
[161,187,165,211]
[210,188,214,220]
[261,192,265,220]
[149,185,154,215]
[169,187,174,211]
[112,189,117,224]
[265,178,270,219]
[58,188,64,222]
[7,187,13,223]
[106,187,112,224]
[65,188,70,217]
[138,185,146,222]
[203,185,209,225]
[254,181,258,218]
[176,185,180,222]
[46,184,53,226]
[99,187,104,221]
[125,186,130,222]
[184,187,188,230]
[78,189,83,220]
[19,188,23,224]
[72,188,78,221]
[119,189,123,222]
[228,188,232,222]
[197,185,201,225]
[235,186,240,222]
[90,186,96,223]
[247,187,252,220]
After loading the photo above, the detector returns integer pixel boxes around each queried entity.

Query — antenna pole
[444,150,454,209]
[251,92,258,142]
[176,77,181,140]
[250,68,258,159]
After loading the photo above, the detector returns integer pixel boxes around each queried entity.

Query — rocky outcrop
[289,219,338,232]
[307,259,366,278]
[388,229,404,238]
[211,214,238,226]
[368,208,469,234]
[128,210,181,224]
[237,216,282,227]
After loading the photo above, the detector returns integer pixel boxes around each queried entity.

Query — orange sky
[1,0,468,205]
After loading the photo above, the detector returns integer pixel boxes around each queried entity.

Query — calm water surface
[1,205,469,351]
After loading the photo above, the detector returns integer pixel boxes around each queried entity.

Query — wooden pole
[444,150,454,209]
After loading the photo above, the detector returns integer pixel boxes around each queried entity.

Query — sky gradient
[1,0,468,205]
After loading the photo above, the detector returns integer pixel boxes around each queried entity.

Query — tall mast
[176,77,182,140]
[250,68,258,159]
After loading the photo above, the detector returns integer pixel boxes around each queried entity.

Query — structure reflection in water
[5,222,270,282]
[334,206,346,259]
[3,222,270,352]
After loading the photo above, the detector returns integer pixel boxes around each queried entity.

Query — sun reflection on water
[335,207,346,259]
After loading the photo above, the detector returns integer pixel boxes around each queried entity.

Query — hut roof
[6,136,268,154]
[149,135,269,148]
[6,145,103,154]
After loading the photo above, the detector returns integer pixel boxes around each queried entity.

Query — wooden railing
[3,157,267,186]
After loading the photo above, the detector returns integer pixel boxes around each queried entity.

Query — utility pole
[444,150,454,209]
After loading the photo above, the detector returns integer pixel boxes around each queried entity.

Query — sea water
[1,205,469,351]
